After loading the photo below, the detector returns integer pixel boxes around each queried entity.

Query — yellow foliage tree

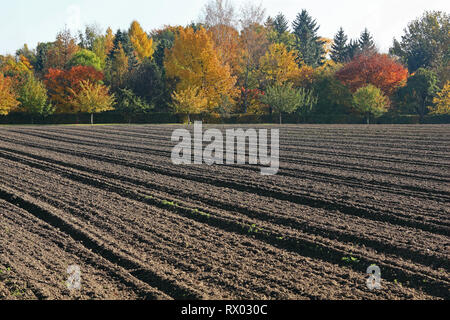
[108,43,129,89]
[92,27,116,69]
[69,80,115,124]
[171,86,208,123]
[430,81,450,115]
[0,73,19,115]
[105,27,115,54]
[164,27,237,110]
[259,43,300,87]
[129,21,154,62]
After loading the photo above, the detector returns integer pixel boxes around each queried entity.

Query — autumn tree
[164,27,236,111]
[259,43,300,88]
[171,86,208,123]
[129,21,154,63]
[260,83,317,124]
[69,80,115,125]
[208,24,242,76]
[429,81,450,115]
[352,84,388,124]
[16,44,37,69]
[239,23,269,112]
[46,28,79,70]
[44,66,104,113]
[331,27,348,63]
[336,53,408,96]
[106,43,129,89]
[92,27,115,69]
[0,54,33,86]
[0,73,19,115]
[17,74,53,123]
[201,0,243,77]
[292,10,325,67]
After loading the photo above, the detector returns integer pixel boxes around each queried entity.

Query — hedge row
[0,111,449,125]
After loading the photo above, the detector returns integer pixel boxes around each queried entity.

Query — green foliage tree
[78,24,103,50]
[116,88,153,123]
[273,13,289,35]
[390,11,449,75]
[34,42,53,76]
[260,83,317,124]
[312,73,353,121]
[152,28,176,69]
[68,49,103,71]
[346,39,360,61]
[17,74,53,123]
[395,68,439,122]
[359,28,377,54]
[330,27,348,63]
[126,60,168,111]
[353,84,388,124]
[110,30,136,65]
[292,10,325,67]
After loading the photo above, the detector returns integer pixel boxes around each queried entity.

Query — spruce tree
[330,27,348,63]
[346,39,360,61]
[292,10,325,67]
[359,28,376,54]
[273,13,289,35]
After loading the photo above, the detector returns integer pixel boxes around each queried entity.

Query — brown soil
[0,124,448,300]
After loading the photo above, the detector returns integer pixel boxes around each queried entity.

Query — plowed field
[0,124,448,300]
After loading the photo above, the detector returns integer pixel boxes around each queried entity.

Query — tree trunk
[91,113,94,125]
[279,113,282,125]
[366,115,370,125]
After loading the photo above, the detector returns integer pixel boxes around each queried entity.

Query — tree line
[0,0,448,124]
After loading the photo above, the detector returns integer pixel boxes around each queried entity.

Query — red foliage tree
[336,53,408,96]
[44,66,103,113]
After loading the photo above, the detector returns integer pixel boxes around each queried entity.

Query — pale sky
[1,0,448,55]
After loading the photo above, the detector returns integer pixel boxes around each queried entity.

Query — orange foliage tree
[0,73,19,115]
[45,29,80,70]
[44,66,104,113]
[336,53,408,96]
[208,24,242,76]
